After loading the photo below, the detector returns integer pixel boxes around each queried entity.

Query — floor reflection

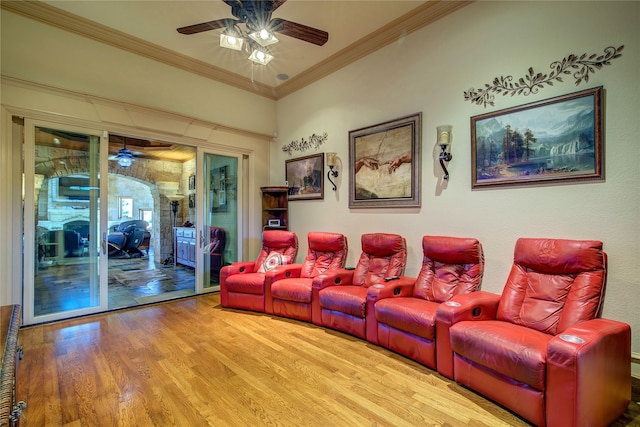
[34,249,196,316]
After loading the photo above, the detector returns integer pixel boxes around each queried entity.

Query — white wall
[0,9,276,136]
[274,1,640,361]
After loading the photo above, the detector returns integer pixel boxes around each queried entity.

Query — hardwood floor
[18,294,640,426]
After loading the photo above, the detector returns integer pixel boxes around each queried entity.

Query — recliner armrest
[267,264,303,282]
[436,291,500,324]
[264,264,304,314]
[221,261,256,276]
[364,276,416,345]
[435,291,500,379]
[311,270,355,326]
[546,318,631,427]
[365,276,416,303]
[312,269,355,290]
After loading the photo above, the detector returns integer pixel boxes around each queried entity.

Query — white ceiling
[42,1,425,87]
[3,1,472,99]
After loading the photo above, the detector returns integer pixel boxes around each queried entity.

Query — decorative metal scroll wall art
[282,132,328,155]
[464,46,623,108]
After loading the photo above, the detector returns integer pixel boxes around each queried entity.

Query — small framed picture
[285,153,324,201]
[188,174,196,190]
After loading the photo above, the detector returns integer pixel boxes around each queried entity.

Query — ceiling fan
[111,136,135,168]
[108,135,175,167]
[177,0,329,54]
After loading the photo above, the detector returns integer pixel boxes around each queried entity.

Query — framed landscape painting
[471,86,603,189]
[348,113,422,208]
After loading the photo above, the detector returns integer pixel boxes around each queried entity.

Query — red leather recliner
[220,230,298,312]
[313,233,407,339]
[436,238,631,427]
[369,236,484,369]
[267,232,348,321]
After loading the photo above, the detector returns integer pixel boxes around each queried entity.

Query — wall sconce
[437,125,453,180]
[326,152,339,191]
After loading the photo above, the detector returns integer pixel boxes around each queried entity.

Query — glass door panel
[106,135,196,308]
[24,122,106,324]
[201,153,240,290]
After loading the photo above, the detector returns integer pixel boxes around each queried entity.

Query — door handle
[200,230,204,248]
[102,232,107,255]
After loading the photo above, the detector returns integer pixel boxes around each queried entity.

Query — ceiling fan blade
[271,18,328,46]
[177,18,235,35]
[270,0,288,12]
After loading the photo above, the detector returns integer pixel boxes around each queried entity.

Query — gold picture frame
[349,113,422,208]
[471,86,604,188]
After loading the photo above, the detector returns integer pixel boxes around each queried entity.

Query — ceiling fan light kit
[220,31,243,50]
[116,148,134,168]
[249,28,279,47]
[248,48,273,65]
[177,0,328,68]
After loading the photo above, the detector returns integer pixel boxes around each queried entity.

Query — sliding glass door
[198,152,242,291]
[23,120,107,324]
[21,120,245,324]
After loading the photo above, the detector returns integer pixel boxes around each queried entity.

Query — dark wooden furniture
[0,305,25,426]
[260,186,289,230]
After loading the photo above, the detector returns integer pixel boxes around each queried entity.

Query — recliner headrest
[361,233,406,257]
[308,232,347,252]
[423,236,483,264]
[514,238,604,274]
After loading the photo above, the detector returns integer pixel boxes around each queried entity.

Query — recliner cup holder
[559,334,585,344]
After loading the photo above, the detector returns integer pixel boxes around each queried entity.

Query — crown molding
[1,0,277,100]
[274,0,474,99]
[1,75,273,143]
[2,0,472,101]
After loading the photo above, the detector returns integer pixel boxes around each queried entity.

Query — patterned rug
[110,269,168,288]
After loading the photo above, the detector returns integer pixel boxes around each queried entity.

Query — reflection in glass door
[201,153,240,290]
[24,122,106,324]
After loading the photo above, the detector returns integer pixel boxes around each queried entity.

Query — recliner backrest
[300,232,348,278]
[413,236,484,303]
[353,233,407,287]
[118,219,148,232]
[254,230,299,272]
[497,238,607,335]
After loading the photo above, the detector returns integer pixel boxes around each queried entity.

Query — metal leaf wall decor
[282,132,328,156]
[464,45,624,108]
